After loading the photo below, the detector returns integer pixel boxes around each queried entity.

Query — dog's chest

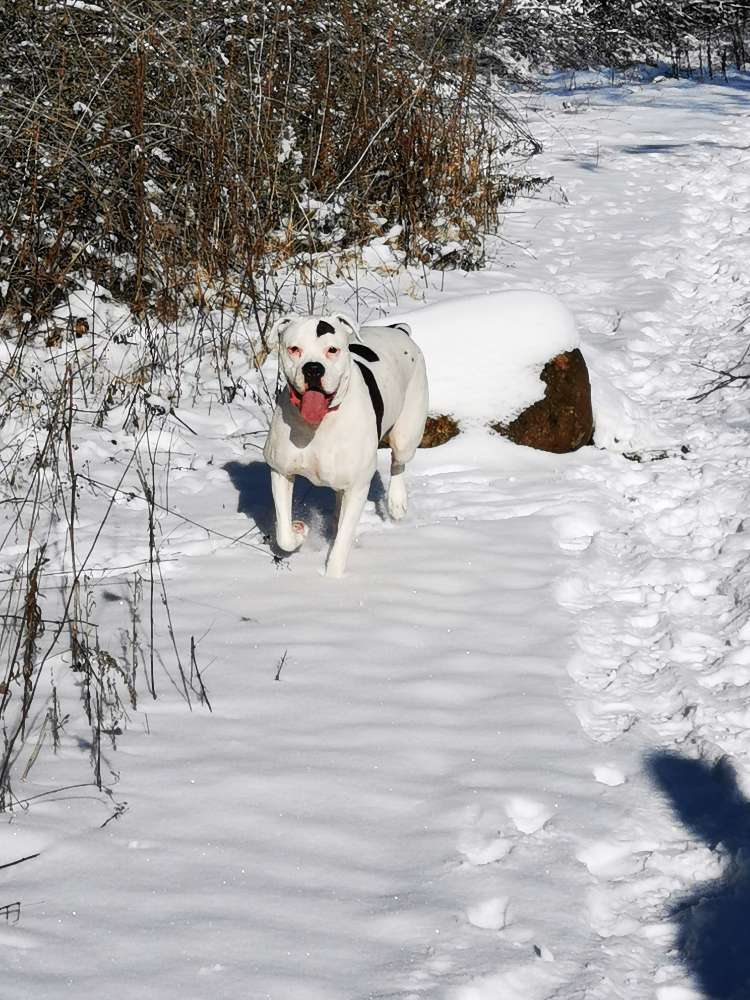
[265,408,375,490]
[280,443,333,486]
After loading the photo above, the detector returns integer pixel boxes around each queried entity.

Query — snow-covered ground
[3,74,750,1000]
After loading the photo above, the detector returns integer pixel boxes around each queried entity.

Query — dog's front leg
[325,483,369,578]
[270,468,307,552]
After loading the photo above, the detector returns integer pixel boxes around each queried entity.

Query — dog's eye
[287,346,301,358]
[326,346,339,357]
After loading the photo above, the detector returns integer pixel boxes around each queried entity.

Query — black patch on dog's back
[354,360,384,440]
[349,344,380,363]
[316,320,335,337]
[389,322,412,337]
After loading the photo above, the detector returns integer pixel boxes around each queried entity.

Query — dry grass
[419,413,460,448]
[0,0,540,335]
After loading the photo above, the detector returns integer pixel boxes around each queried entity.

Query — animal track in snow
[593,764,625,786]
[457,833,514,866]
[466,896,512,931]
[554,510,600,551]
[577,839,656,879]
[504,796,554,835]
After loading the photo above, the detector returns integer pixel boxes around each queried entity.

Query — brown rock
[492,348,594,453]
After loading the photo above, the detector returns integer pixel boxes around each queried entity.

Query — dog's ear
[267,314,297,350]
[331,312,361,342]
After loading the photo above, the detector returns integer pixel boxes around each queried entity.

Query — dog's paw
[277,521,308,552]
[324,558,346,579]
[387,490,408,521]
[387,474,408,520]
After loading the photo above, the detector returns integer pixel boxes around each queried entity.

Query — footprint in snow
[585,883,642,939]
[465,898,539,947]
[577,838,657,880]
[457,833,514,867]
[457,806,514,866]
[466,896,512,931]
[505,796,554,835]
[593,764,626,786]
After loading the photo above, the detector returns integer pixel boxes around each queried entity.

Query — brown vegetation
[0,0,541,335]
[419,413,461,448]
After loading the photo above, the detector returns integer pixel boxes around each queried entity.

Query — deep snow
[3,73,750,1000]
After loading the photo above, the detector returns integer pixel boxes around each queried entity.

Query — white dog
[263,313,428,577]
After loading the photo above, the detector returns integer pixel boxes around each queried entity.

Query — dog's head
[272,313,359,425]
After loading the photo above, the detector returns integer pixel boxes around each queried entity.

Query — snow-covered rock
[495,347,594,452]
[376,289,582,433]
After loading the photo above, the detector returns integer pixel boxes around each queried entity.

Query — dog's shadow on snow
[223,460,386,552]
[647,750,750,999]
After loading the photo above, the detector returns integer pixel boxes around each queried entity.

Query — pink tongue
[300,389,329,425]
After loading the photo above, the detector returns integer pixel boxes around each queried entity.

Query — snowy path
[4,77,750,1000]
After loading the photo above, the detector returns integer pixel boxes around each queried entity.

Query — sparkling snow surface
[4,74,750,1000]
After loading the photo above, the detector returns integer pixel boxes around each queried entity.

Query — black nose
[302,361,325,382]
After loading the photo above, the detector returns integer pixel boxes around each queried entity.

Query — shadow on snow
[223,460,386,555]
[647,750,750,999]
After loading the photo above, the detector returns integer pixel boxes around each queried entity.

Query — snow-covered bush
[0,0,540,335]
[466,0,750,79]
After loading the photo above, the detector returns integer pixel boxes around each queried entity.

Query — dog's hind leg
[325,483,369,578]
[334,489,344,527]
[270,468,307,552]
[385,353,428,520]
[386,458,408,520]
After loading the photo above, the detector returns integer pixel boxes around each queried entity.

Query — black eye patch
[316,320,335,337]
[349,344,380,363]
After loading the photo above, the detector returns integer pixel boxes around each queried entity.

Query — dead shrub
[0,0,541,333]
[419,413,460,448]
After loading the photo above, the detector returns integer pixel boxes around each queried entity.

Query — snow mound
[375,289,579,425]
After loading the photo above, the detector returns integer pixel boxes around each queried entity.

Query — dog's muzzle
[289,381,339,426]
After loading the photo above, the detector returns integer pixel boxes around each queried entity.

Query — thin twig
[0,853,40,872]
[274,650,287,682]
